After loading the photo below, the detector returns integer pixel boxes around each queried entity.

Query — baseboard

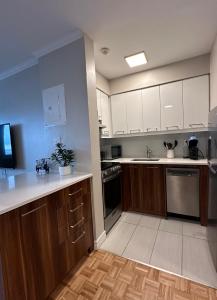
[94,230,106,249]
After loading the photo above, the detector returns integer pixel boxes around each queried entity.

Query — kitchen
[0,1,217,299]
[97,58,216,287]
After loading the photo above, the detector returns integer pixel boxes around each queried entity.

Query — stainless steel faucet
[146,146,152,158]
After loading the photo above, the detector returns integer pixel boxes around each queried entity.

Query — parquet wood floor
[50,250,217,300]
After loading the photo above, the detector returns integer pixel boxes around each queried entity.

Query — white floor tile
[159,219,183,235]
[183,236,217,288]
[120,212,142,225]
[100,221,136,256]
[123,225,157,263]
[150,231,182,274]
[183,222,207,240]
[139,215,161,230]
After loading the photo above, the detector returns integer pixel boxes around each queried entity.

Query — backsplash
[101,131,209,159]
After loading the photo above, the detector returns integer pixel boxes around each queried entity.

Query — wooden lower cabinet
[122,164,209,225]
[122,164,166,216]
[0,178,94,300]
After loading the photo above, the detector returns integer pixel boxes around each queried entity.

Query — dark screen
[0,124,15,168]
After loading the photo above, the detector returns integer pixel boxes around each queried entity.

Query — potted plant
[51,142,74,176]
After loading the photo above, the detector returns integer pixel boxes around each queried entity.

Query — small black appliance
[188,135,199,160]
[111,145,122,159]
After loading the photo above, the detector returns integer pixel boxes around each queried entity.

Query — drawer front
[70,221,93,262]
[65,180,91,226]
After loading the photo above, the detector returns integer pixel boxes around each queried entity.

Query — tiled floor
[100,212,217,288]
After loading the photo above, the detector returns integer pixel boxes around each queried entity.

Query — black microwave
[111,145,122,159]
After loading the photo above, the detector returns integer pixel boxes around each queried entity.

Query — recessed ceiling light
[125,51,147,68]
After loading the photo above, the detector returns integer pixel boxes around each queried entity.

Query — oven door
[102,173,122,232]
[103,173,121,218]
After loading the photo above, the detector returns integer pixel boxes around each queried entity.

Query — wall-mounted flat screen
[0,123,16,168]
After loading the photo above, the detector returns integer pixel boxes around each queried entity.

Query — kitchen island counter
[0,172,92,215]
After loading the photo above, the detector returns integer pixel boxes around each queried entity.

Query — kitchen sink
[131,158,160,161]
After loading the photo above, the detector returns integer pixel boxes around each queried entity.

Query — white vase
[167,149,175,159]
[59,165,72,176]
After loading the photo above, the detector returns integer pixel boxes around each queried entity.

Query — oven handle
[102,171,122,183]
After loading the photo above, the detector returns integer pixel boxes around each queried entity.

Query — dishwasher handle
[167,168,199,177]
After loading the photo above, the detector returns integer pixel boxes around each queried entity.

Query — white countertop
[103,158,208,165]
[0,172,92,215]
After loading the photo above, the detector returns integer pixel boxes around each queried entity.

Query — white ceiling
[1,0,217,79]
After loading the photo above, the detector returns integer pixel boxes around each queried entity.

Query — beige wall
[84,36,105,245]
[110,54,210,94]
[96,71,110,95]
[210,34,217,109]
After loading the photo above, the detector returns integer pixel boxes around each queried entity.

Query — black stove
[101,161,122,233]
[101,162,120,171]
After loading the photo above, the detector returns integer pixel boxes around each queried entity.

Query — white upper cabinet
[96,89,102,121]
[160,81,183,131]
[111,93,128,135]
[125,90,143,134]
[100,92,112,137]
[142,86,161,132]
[183,75,209,129]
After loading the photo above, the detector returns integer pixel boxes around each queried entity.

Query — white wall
[84,36,105,245]
[210,34,217,109]
[96,71,110,95]
[110,54,210,94]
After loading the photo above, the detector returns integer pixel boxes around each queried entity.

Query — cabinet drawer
[69,221,85,243]
[68,206,84,227]
[69,221,93,264]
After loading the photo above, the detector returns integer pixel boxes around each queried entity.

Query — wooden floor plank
[49,250,217,300]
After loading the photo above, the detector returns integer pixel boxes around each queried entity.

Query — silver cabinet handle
[69,202,84,213]
[166,125,179,129]
[189,123,204,127]
[21,203,47,217]
[68,188,82,197]
[114,130,124,135]
[70,217,85,229]
[71,231,85,244]
[147,128,159,132]
[130,129,141,133]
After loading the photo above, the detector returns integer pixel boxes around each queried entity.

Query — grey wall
[39,38,92,172]
[102,132,208,159]
[110,54,210,95]
[210,34,217,110]
[0,38,92,173]
[0,65,45,171]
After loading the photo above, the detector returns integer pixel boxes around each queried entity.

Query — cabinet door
[128,165,143,212]
[160,81,183,131]
[111,94,128,135]
[20,198,57,300]
[183,75,209,129]
[0,210,27,300]
[142,86,161,132]
[96,89,102,121]
[101,92,112,137]
[141,165,166,216]
[125,90,143,134]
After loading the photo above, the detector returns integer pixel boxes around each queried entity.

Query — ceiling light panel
[125,52,147,68]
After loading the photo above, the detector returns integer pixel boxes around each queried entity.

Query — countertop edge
[0,173,92,216]
[102,158,208,166]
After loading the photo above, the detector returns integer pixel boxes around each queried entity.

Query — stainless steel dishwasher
[166,168,200,217]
